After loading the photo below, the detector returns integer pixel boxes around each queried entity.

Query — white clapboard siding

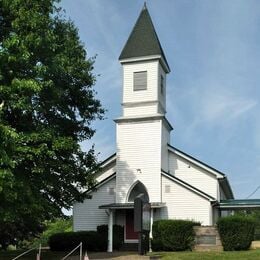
[73,177,116,231]
[161,175,212,225]
[123,60,159,104]
[123,104,158,117]
[116,120,162,203]
[169,152,218,199]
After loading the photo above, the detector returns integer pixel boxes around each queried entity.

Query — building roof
[99,153,116,168]
[119,4,170,71]
[219,199,260,209]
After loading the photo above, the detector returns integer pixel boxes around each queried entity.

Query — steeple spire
[119,4,170,72]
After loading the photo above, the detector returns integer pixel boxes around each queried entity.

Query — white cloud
[198,88,257,125]
[84,0,122,57]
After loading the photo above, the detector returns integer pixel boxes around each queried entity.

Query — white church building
[73,4,237,251]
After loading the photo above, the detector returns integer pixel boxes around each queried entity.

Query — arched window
[128,181,149,202]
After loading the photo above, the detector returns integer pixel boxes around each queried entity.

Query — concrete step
[194,245,223,252]
[120,243,138,251]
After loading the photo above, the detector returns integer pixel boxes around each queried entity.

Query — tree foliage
[0,0,104,248]
[19,218,72,248]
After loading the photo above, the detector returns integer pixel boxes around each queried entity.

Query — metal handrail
[12,247,37,260]
[37,243,42,260]
[12,242,84,260]
[12,244,42,260]
[61,242,82,260]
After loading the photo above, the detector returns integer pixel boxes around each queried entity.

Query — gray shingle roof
[119,4,169,70]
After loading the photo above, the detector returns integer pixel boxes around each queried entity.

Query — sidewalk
[69,252,156,259]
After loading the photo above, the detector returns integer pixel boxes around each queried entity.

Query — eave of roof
[83,172,116,195]
[99,153,116,168]
[219,177,234,199]
[162,170,216,201]
[99,202,165,209]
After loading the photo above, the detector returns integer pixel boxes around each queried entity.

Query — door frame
[124,209,138,243]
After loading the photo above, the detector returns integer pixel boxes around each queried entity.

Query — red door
[125,209,138,240]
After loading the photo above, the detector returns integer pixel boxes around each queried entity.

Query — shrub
[217,215,255,251]
[48,231,106,251]
[97,224,124,250]
[152,219,200,251]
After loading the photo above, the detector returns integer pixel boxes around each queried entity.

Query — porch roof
[219,199,260,210]
[99,202,166,209]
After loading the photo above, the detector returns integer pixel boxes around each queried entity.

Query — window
[134,71,147,91]
[160,75,164,94]
[108,187,115,195]
[128,182,149,202]
[165,185,171,193]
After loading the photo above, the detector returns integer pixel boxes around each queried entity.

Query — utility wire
[246,185,260,199]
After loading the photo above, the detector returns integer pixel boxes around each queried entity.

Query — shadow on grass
[0,250,149,260]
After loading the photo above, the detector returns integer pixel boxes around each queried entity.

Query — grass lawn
[150,249,260,260]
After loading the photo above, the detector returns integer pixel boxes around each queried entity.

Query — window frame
[133,71,147,91]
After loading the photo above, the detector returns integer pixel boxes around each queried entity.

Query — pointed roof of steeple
[119,3,170,71]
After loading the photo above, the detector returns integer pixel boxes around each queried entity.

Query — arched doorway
[125,181,149,242]
[127,181,149,203]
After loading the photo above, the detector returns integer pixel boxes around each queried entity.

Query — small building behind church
[73,5,236,251]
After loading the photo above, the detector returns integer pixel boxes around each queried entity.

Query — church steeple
[115,4,172,205]
[119,4,170,73]
[117,4,171,118]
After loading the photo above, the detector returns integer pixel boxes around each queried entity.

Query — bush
[48,231,106,251]
[48,224,124,252]
[97,224,124,250]
[217,215,255,251]
[152,219,200,251]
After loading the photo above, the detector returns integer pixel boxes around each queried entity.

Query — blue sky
[60,0,260,199]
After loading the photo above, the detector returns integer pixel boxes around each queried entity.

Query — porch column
[107,209,114,252]
[149,208,154,252]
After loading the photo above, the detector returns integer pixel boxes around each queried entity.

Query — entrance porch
[99,202,165,252]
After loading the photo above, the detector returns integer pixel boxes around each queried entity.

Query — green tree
[0,0,104,249]
[19,218,72,249]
